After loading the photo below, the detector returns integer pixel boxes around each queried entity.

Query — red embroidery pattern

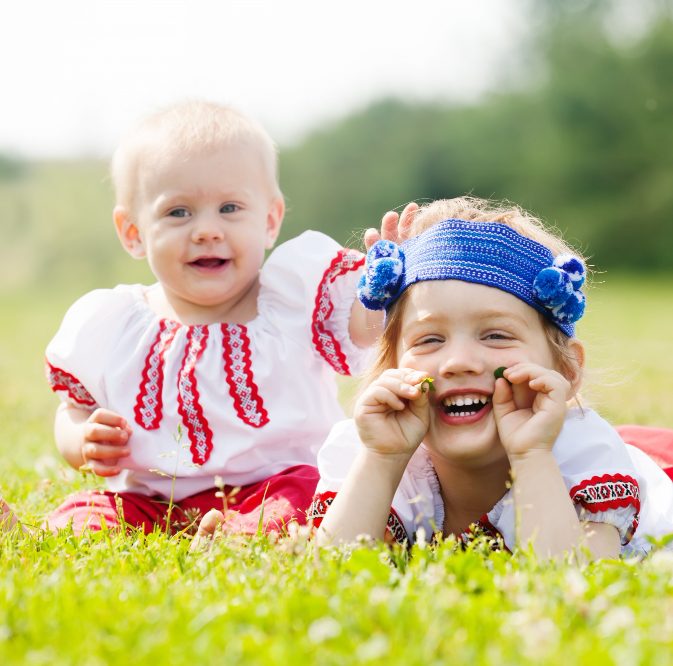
[307,492,409,544]
[311,249,365,376]
[221,324,269,428]
[177,326,213,465]
[570,473,641,542]
[46,361,97,408]
[134,319,180,429]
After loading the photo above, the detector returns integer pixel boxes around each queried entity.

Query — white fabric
[316,408,673,556]
[46,231,369,500]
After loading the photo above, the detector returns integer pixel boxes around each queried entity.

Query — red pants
[45,465,319,536]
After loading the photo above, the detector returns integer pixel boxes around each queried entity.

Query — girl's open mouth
[440,393,492,425]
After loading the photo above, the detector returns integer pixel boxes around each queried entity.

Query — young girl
[310,197,673,559]
[0,100,413,536]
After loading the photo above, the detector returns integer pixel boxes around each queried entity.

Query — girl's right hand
[80,408,132,477]
[353,368,431,457]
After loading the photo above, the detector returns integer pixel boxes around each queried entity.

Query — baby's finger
[397,202,419,241]
[88,408,128,428]
[81,459,122,477]
[84,423,130,446]
[83,442,130,462]
[379,210,401,243]
[364,227,381,250]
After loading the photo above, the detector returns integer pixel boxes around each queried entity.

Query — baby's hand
[491,363,571,458]
[80,409,132,477]
[354,368,431,458]
[364,202,419,250]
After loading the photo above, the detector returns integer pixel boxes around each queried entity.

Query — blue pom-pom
[533,267,573,307]
[553,254,585,289]
[552,290,586,324]
[357,241,405,310]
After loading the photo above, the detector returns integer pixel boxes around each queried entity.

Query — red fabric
[45,464,319,536]
[617,424,673,482]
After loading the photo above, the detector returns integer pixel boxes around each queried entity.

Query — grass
[1,275,673,665]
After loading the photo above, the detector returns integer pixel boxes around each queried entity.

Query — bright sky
[0,0,527,159]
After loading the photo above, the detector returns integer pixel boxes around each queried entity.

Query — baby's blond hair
[111,100,280,211]
[364,196,588,388]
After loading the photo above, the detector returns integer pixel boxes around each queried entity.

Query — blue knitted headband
[357,219,586,336]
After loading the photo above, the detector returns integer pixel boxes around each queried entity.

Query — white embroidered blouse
[46,231,368,500]
[312,408,673,556]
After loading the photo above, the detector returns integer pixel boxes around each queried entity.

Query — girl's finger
[83,460,122,477]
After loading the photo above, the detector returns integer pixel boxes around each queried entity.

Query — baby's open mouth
[441,394,490,417]
[190,258,227,268]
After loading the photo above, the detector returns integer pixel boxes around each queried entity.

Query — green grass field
[1,276,673,665]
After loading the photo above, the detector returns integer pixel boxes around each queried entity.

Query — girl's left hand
[491,362,571,458]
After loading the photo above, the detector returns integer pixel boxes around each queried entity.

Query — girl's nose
[437,339,485,377]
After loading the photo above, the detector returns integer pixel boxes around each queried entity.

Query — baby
[4,100,401,536]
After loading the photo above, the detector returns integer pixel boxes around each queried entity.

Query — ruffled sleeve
[259,231,369,376]
[554,408,642,546]
[45,287,137,410]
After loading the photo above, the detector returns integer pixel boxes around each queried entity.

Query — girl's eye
[484,332,514,341]
[415,336,443,346]
[220,203,240,214]
[168,208,189,218]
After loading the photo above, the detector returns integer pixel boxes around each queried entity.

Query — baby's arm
[348,203,418,348]
[317,368,429,545]
[54,403,132,477]
[493,363,620,559]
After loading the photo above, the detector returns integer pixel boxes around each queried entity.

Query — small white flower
[308,617,341,644]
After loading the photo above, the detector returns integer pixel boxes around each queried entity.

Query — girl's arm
[54,403,132,477]
[509,450,620,559]
[348,203,418,348]
[493,363,620,560]
[317,368,430,546]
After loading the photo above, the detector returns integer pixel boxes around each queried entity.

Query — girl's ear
[566,338,585,392]
[113,206,145,259]
[264,197,285,250]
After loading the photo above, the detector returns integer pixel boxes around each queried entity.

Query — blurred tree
[279,0,673,271]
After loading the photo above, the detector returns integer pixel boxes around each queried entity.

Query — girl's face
[397,280,559,464]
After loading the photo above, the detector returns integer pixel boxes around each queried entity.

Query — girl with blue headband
[310,197,673,560]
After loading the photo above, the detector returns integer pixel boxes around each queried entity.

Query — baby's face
[128,142,283,323]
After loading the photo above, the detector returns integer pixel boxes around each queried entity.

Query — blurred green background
[1,0,672,469]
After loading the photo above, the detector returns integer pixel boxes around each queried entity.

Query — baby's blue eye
[168,208,189,218]
[220,203,239,214]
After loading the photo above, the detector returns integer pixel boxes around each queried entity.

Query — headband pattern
[357,219,586,336]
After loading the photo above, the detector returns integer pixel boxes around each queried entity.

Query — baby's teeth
[455,397,464,406]
[464,397,473,406]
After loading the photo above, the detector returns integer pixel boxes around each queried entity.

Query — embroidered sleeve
[45,361,98,409]
[45,288,134,410]
[307,491,409,545]
[570,474,641,545]
[311,248,365,376]
[259,231,368,377]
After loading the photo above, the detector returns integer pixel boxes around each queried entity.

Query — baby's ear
[113,206,145,259]
[264,197,285,250]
